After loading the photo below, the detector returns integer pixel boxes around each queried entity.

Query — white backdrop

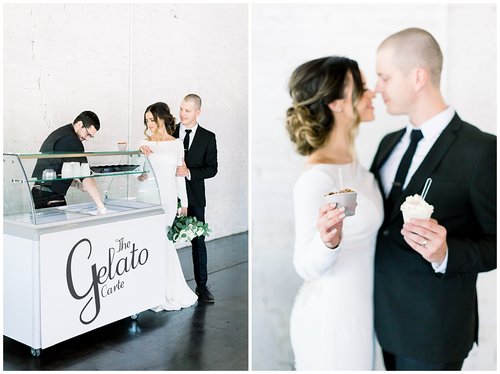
[3,3,248,241]
[251,3,497,370]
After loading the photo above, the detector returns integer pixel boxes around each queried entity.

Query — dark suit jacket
[173,124,218,207]
[32,124,87,196]
[370,113,496,362]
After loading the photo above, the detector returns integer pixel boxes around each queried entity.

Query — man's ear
[413,67,429,92]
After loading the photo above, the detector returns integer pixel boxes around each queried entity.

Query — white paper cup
[81,163,91,176]
[61,162,73,178]
[400,195,434,223]
[70,162,81,177]
[401,207,433,224]
[324,191,358,217]
[117,142,127,151]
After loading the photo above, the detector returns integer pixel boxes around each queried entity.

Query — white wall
[251,3,497,370]
[3,3,248,240]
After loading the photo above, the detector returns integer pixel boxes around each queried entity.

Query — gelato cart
[3,151,167,356]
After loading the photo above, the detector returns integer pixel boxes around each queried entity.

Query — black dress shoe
[195,286,215,303]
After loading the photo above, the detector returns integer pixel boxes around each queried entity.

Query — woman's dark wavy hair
[286,56,364,156]
[144,102,176,138]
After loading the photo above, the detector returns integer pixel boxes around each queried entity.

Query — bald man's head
[378,28,443,88]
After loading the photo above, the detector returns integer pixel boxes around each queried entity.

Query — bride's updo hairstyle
[286,56,364,156]
[144,102,176,139]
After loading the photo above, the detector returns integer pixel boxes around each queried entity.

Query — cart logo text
[66,237,149,325]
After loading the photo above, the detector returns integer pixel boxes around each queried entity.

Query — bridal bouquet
[167,215,212,243]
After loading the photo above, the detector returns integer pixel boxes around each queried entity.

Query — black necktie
[386,129,424,213]
[183,129,192,156]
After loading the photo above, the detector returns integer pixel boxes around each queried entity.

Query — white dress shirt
[380,106,455,273]
[179,122,199,150]
[179,123,199,180]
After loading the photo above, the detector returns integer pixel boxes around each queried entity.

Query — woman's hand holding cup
[317,202,346,249]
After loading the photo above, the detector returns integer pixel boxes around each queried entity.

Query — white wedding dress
[290,162,383,370]
[139,139,197,311]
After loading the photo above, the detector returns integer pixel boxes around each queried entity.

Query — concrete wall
[251,4,497,370]
[3,3,248,241]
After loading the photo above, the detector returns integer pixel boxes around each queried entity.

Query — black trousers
[383,349,464,371]
[31,188,67,209]
[188,206,207,288]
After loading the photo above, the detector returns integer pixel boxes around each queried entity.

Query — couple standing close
[288,28,496,370]
[139,94,218,311]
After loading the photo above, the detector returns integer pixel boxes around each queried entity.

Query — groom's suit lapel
[186,126,205,163]
[374,129,406,172]
[189,126,203,152]
[173,125,204,162]
[372,128,405,205]
[384,114,461,224]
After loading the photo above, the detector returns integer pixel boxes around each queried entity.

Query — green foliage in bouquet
[167,215,212,243]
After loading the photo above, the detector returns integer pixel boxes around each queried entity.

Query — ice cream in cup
[400,194,434,223]
[324,188,358,217]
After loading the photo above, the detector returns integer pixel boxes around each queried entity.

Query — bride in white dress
[286,57,383,370]
[138,102,197,311]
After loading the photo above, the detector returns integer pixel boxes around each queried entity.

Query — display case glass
[3,151,162,225]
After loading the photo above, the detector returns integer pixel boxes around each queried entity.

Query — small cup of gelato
[117,141,128,151]
[400,194,434,223]
[324,188,358,217]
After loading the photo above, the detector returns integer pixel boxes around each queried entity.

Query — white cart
[3,151,167,357]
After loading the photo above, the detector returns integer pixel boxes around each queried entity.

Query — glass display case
[3,151,167,356]
[3,151,161,226]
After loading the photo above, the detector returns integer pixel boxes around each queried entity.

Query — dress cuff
[314,232,343,254]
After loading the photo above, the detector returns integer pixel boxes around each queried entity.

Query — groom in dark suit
[174,94,218,302]
[370,28,496,370]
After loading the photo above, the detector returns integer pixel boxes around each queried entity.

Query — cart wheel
[131,313,139,320]
[31,348,41,357]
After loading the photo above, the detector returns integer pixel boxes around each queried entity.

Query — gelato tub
[400,194,434,223]
[324,188,357,217]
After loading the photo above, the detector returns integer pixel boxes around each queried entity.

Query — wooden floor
[3,232,248,371]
